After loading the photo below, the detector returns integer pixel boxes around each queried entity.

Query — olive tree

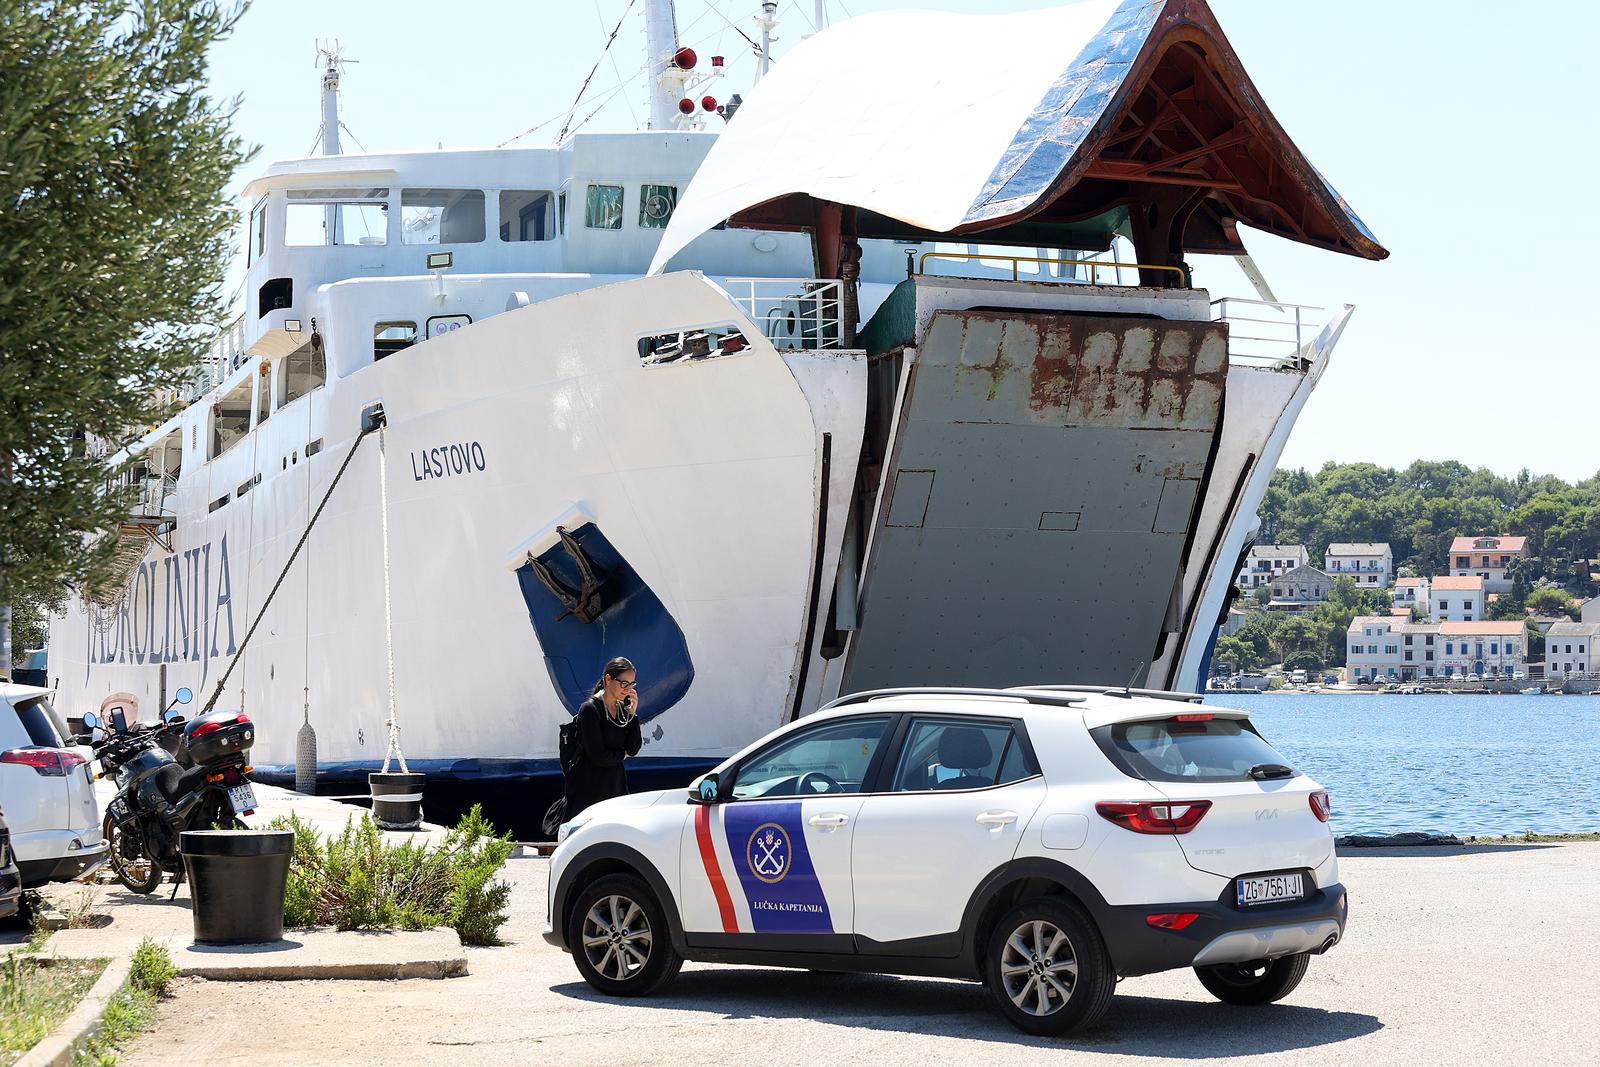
[0,1,251,674]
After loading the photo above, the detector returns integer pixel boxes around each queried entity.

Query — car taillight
[1309,790,1332,823]
[1096,800,1212,834]
[1,748,84,776]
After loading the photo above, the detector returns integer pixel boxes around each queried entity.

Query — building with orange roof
[1346,615,1527,682]
[1449,535,1527,593]
[1391,575,1430,616]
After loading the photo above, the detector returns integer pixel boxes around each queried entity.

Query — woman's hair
[591,656,635,697]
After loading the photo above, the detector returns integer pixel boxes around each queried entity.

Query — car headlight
[556,815,592,843]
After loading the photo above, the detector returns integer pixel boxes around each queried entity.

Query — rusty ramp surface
[844,309,1227,691]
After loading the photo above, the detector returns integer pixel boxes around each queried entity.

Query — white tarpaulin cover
[650,0,1132,274]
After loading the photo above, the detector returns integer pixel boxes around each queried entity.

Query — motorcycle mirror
[82,711,101,730]
[175,687,193,705]
[163,709,184,724]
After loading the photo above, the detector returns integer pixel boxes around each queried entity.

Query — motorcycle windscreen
[513,521,693,720]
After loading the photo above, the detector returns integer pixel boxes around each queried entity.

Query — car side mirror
[689,772,721,804]
[82,711,101,730]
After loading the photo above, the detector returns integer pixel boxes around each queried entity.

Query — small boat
[1520,687,1542,695]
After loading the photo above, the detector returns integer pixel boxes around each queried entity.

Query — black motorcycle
[80,687,259,894]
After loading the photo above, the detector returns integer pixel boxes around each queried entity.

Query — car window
[10,696,62,747]
[890,718,1031,792]
[1092,716,1293,784]
[730,716,890,799]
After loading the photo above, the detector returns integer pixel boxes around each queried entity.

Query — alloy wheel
[580,894,653,982]
[1000,918,1079,1016]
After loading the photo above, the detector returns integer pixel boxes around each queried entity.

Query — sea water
[1208,692,1600,836]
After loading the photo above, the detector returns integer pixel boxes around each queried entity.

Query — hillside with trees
[1257,461,1600,595]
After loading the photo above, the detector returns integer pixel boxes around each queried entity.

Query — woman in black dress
[564,657,642,817]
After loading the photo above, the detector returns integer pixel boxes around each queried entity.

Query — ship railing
[181,316,249,403]
[131,472,179,523]
[722,278,845,349]
[1210,297,1323,366]
[916,251,1189,288]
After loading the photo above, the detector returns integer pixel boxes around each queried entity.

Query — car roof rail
[1007,684,1205,704]
[819,687,1089,712]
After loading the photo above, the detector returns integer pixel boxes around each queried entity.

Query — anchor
[529,525,609,624]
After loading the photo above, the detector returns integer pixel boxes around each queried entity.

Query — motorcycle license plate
[227,782,257,813]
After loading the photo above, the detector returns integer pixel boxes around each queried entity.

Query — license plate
[1236,871,1304,907]
[227,782,257,813]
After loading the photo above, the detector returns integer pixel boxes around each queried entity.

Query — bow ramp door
[843,308,1226,690]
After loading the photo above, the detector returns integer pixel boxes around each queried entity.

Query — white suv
[545,687,1346,1034]
[0,685,106,888]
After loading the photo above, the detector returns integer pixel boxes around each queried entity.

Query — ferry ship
[47,0,1386,820]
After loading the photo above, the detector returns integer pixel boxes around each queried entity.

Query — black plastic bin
[180,829,294,944]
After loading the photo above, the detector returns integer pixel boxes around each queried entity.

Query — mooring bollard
[368,771,426,830]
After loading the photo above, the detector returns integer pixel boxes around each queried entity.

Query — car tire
[1194,952,1310,1005]
[983,896,1115,1035]
[103,812,161,895]
[566,873,683,997]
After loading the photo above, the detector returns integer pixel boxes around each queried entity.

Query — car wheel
[984,896,1115,1035]
[103,812,161,895]
[566,873,682,997]
[1194,953,1310,1005]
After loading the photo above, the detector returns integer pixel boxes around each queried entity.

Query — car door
[850,715,1047,952]
[678,714,895,953]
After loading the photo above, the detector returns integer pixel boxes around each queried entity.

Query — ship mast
[315,41,347,156]
[644,0,686,130]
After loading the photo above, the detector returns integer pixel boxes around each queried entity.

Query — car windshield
[1092,716,1293,784]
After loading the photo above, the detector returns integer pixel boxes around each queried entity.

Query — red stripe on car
[694,804,739,932]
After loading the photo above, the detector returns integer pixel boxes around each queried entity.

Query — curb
[179,957,466,981]
[14,956,133,1067]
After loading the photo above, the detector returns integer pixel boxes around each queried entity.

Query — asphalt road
[116,841,1600,1066]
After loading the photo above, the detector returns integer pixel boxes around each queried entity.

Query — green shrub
[272,805,514,945]
[128,938,177,998]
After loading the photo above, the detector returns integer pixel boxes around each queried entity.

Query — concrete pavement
[110,841,1600,1066]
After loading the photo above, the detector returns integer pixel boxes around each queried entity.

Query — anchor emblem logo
[746,823,791,884]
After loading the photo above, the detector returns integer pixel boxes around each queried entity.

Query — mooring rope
[201,424,377,715]
[376,425,408,774]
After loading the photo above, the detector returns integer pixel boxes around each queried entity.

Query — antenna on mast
[313,40,358,156]
[755,2,778,80]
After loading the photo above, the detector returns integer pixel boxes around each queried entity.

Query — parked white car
[546,686,1345,1034]
[0,685,106,888]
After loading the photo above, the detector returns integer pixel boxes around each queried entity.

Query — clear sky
[206,0,1599,480]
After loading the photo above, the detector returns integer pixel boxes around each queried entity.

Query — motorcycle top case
[180,710,255,766]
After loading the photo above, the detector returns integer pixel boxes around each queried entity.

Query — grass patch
[0,953,107,1064]
[71,939,175,1067]
[272,804,513,945]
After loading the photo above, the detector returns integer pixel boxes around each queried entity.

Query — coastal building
[1346,616,1411,683]
[1346,616,1527,681]
[1269,564,1333,611]
[1581,597,1600,625]
[1324,542,1393,587]
[1392,575,1431,616]
[1544,622,1600,678]
[1430,575,1485,622]
[1449,534,1527,593]
[1238,545,1310,590]
[1437,621,1527,679]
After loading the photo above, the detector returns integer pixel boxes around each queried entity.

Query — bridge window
[285,187,389,246]
[585,184,623,230]
[638,184,677,228]
[499,191,553,242]
[374,321,418,361]
[402,188,485,245]
[248,197,267,265]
